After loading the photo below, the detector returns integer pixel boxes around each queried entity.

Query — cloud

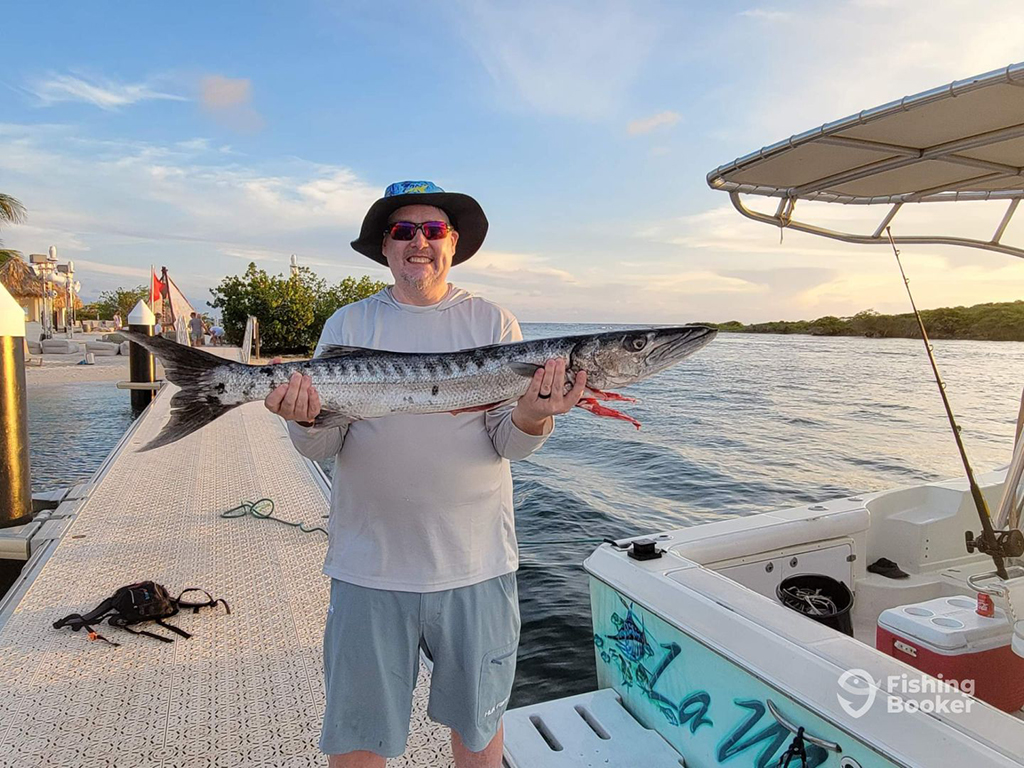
[0,124,382,306]
[726,0,1024,144]
[27,72,185,110]
[738,8,794,21]
[636,197,1024,319]
[220,246,383,274]
[199,75,264,132]
[201,76,251,109]
[452,0,657,119]
[627,111,681,136]
[71,259,150,279]
[462,250,577,284]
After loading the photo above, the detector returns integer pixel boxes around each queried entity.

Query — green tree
[0,193,26,267]
[809,315,846,336]
[209,263,386,354]
[95,285,148,320]
[78,303,102,321]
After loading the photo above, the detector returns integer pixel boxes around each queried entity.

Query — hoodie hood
[369,284,475,313]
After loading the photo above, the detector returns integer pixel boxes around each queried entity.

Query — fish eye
[625,335,647,352]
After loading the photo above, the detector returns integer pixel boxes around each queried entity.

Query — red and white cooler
[876,595,1024,712]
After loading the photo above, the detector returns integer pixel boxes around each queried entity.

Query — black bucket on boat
[776,574,854,636]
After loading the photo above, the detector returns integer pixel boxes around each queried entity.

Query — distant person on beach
[188,312,205,347]
[112,312,122,330]
[264,181,585,767]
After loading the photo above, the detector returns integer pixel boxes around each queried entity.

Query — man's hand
[264,357,322,425]
[512,359,586,436]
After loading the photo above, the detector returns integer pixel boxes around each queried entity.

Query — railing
[240,316,260,364]
[174,316,190,347]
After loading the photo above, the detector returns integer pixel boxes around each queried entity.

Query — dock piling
[0,283,32,530]
[127,300,156,415]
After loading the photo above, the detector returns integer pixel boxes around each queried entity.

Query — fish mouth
[645,326,717,368]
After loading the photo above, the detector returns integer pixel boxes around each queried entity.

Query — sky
[2,0,1024,324]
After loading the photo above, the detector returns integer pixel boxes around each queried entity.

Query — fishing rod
[885,227,1022,580]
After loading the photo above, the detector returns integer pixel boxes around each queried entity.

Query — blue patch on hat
[385,180,444,197]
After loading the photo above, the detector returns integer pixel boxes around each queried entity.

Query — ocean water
[26,382,135,494]
[25,327,1024,707]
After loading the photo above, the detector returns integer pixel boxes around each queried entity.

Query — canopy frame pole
[728,191,1024,259]
[992,199,1021,244]
[872,203,903,238]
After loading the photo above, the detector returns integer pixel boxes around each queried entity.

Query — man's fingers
[293,375,310,418]
[270,356,283,365]
[526,367,544,398]
[265,382,288,413]
[279,373,303,415]
[540,360,556,394]
[307,386,321,420]
[566,371,587,406]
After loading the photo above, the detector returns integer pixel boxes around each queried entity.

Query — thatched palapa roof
[0,257,44,299]
[53,289,83,310]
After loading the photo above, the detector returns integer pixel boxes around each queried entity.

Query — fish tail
[117,331,244,451]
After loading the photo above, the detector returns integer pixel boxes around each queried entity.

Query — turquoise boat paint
[589,577,901,768]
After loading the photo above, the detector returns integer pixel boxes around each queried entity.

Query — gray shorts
[320,573,520,757]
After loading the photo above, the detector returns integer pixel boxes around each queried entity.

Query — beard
[396,260,445,294]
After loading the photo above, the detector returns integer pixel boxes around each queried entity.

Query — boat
[501,63,1024,767]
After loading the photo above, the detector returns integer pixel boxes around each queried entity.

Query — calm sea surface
[26,326,1024,706]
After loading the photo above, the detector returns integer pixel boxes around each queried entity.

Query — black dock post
[0,283,31,529]
[127,300,156,415]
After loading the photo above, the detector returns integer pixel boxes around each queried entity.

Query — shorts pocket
[477,639,518,727]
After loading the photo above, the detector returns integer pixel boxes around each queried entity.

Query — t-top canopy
[708,62,1024,258]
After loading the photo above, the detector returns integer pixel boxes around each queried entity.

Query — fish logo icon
[837,668,878,719]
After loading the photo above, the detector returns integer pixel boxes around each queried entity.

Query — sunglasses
[385,221,452,241]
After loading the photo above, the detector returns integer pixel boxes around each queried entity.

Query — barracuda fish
[118,326,716,451]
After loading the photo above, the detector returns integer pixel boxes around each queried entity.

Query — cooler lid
[878,596,1011,651]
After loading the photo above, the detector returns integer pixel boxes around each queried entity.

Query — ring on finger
[537,392,551,399]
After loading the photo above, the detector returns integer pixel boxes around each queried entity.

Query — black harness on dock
[53,581,230,647]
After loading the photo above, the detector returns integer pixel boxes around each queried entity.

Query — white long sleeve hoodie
[287,285,551,591]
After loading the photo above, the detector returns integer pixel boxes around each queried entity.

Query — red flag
[150,267,166,310]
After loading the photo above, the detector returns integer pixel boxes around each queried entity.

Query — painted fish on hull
[118,326,717,451]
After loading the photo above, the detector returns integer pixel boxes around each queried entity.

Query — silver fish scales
[118,326,716,451]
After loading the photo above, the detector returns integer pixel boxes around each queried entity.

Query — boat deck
[0,354,453,766]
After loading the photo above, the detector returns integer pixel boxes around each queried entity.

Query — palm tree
[0,193,26,267]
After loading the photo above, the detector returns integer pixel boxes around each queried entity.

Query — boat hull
[591,575,904,768]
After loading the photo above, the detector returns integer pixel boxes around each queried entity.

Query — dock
[0,348,453,766]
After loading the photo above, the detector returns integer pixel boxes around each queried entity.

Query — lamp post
[56,258,74,338]
[47,246,58,336]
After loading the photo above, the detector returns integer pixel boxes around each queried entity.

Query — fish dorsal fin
[317,344,369,359]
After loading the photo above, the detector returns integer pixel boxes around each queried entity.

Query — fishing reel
[965,529,1024,559]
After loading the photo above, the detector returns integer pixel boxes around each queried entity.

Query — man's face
[381,204,459,295]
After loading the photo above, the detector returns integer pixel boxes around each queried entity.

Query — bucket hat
[351,180,488,266]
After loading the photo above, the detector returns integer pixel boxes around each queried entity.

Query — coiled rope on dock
[220,497,606,546]
[220,498,328,537]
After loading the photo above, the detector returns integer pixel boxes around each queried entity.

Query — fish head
[569,326,717,388]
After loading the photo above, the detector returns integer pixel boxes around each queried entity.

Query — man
[208,323,225,345]
[264,181,585,767]
[188,312,205,346]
